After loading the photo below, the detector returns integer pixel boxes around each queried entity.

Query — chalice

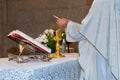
[50,29,65,58]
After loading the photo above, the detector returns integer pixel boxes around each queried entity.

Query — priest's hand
[56,18,70,29]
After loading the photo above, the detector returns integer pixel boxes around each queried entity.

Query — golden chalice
[50,29,65,58]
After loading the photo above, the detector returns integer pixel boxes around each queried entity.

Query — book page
[7,30,51,53]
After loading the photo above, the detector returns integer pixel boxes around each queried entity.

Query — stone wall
[0,0,93,57]
[0,0,9,57]
[0,0,2,57]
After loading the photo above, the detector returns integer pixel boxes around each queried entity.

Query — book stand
[8,39,51,63]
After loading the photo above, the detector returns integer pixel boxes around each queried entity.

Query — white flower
[44,29,54,36]
[35,29,55,44]
[44,29,49,34]
[35,37,41,43]
[41,34,47,40]
[49,29,54,35]
[35,34,48,43]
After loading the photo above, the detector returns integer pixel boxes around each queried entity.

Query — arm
[56,18,84,42]
[66,21,84,42]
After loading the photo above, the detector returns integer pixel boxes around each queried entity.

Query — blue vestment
[66,0,120,80]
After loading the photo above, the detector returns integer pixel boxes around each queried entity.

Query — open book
[7,30,51,53]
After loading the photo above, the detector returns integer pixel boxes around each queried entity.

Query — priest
[56,0,120,80]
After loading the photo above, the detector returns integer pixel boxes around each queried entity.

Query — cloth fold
[66,0,120,79]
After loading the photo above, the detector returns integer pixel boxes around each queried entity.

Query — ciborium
[50,29,65,58]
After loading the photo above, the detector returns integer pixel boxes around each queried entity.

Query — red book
[7,30,51,53]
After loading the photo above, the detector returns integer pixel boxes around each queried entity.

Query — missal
[7,30,51,53]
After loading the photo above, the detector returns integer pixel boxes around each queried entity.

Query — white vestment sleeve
[66,21,84,42]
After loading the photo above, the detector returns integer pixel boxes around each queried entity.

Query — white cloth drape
[66,0,120,80]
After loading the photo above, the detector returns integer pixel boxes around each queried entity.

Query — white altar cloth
[0,53,80,80]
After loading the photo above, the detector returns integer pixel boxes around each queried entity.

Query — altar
[0,53,81,80]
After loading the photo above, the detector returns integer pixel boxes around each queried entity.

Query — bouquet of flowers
[35,29,56,53]
[35,29,66,53]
